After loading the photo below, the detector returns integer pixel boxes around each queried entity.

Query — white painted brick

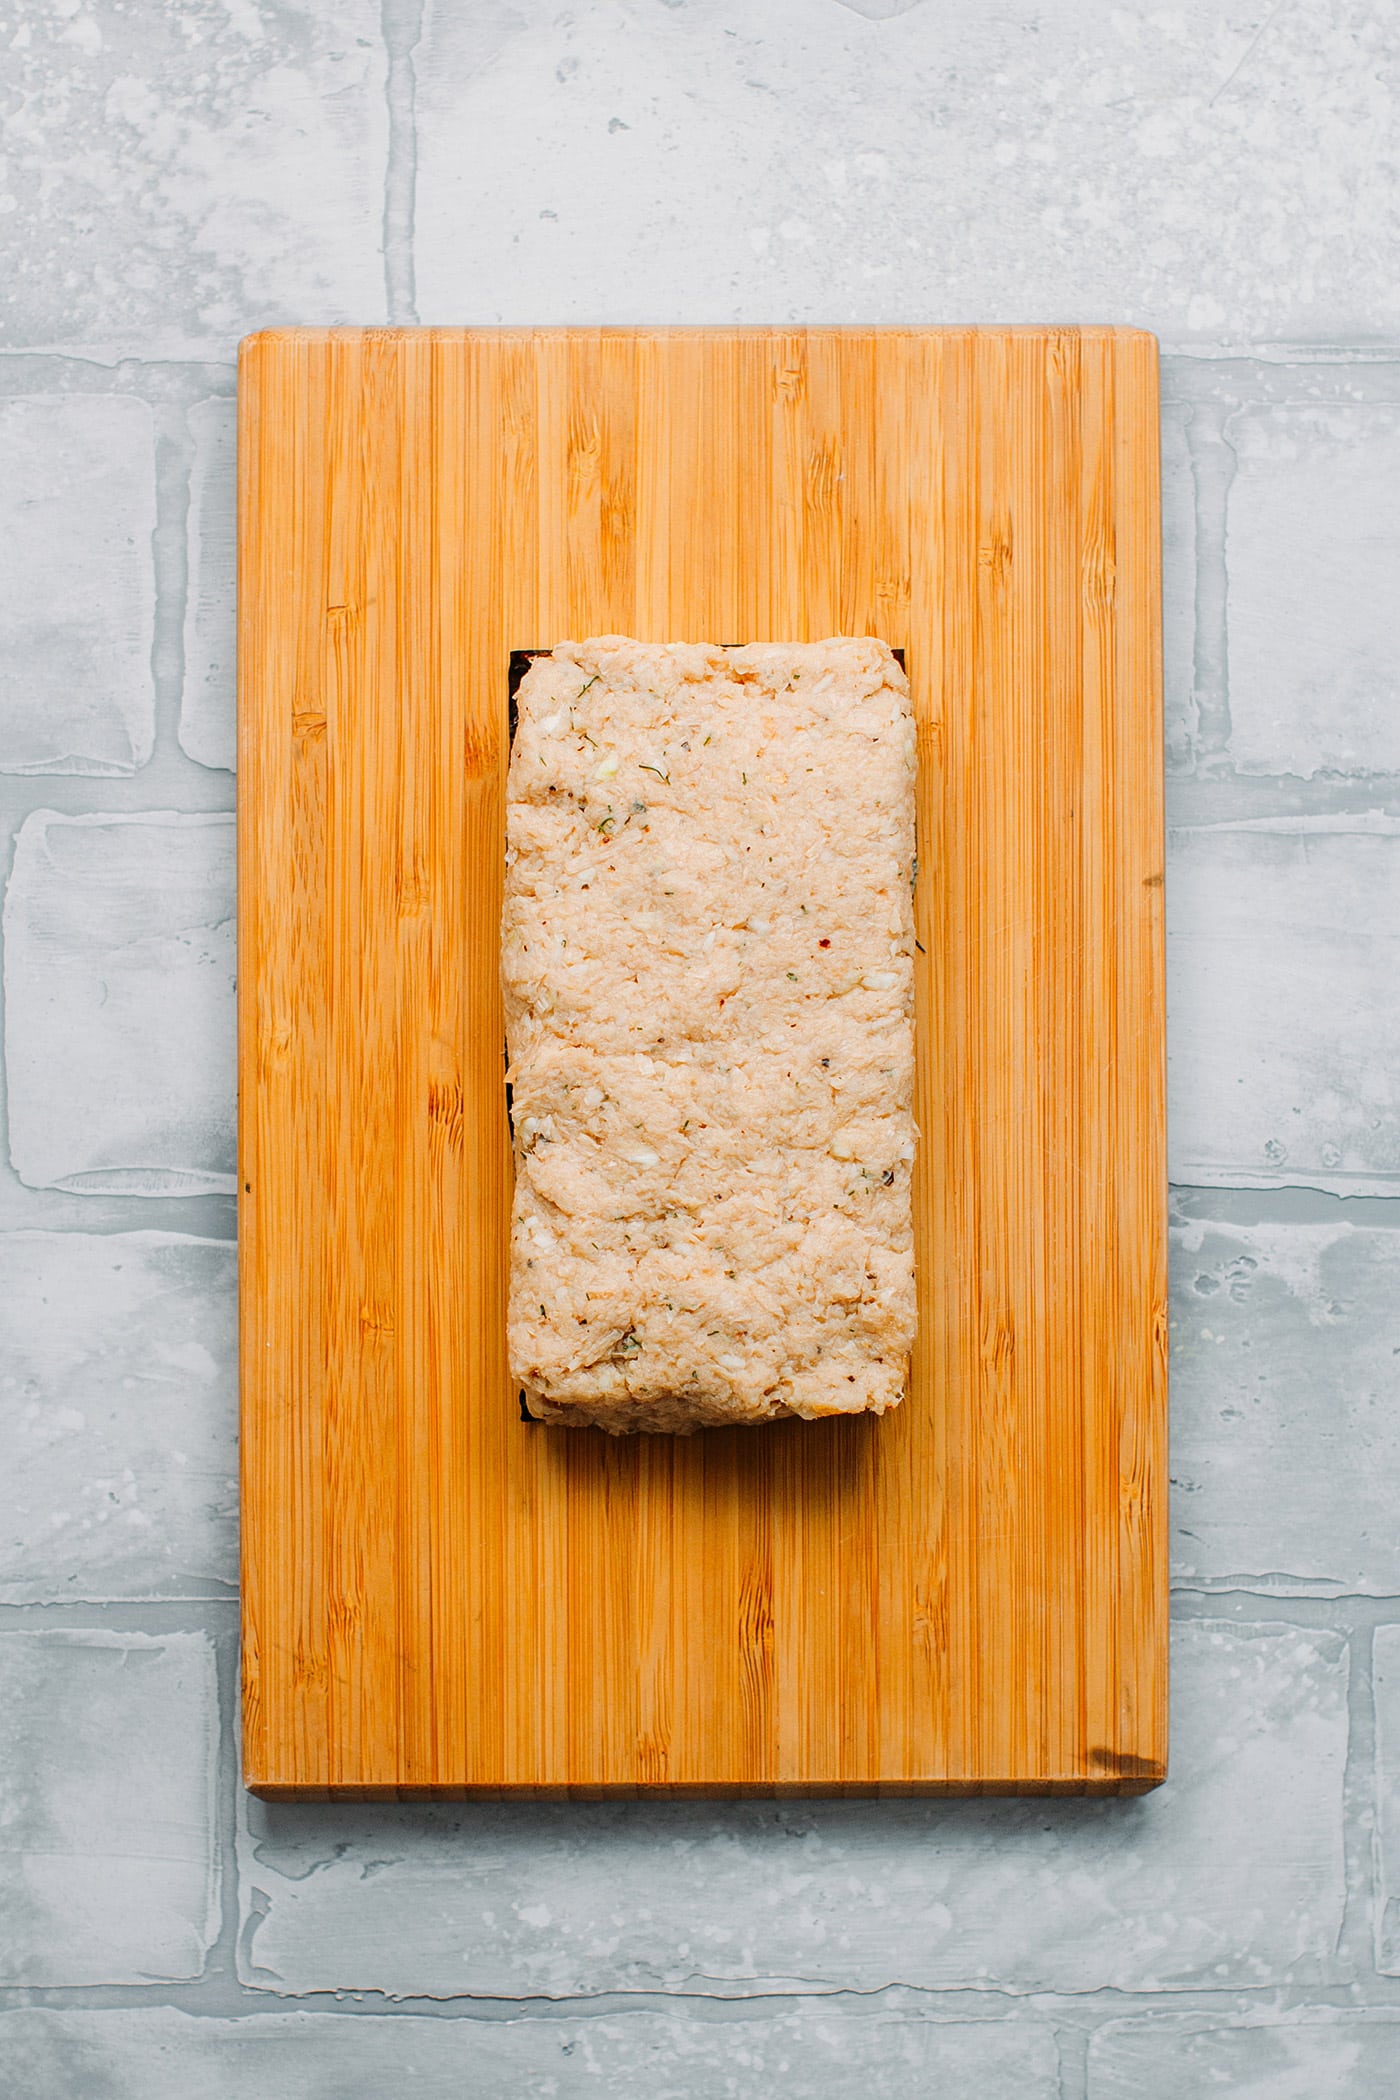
[0,397,155,776]
[1372,1625,1400,1975]
[1170,1220,1400,1594]
[238,1620,1345,1998]
[1226,403,1400,777]
[1168,818,1400,1192]
[415,3,1400,344]
[0,5,386,358]
[0,1631,219,1984]
[181,399,236,773]
[1089,2012,1400,2100]
[1161,403,1197,773]
[0,2007,1058,2100]
[0,1232,236,1602]
[3,811,235,1195]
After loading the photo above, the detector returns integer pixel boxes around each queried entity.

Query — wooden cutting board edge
[237,323,1168,1796]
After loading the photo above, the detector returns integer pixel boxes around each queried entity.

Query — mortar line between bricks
[381,0,423,325]
[207,1605,244,1995]
[1054,2020,1088,2100]
[1169,1590,1400,1614]
[0,780,235,823]
[1184,397,1234,762]
[1170,770,1400,794]
[0,355,236,393]
[1339,1621,1379,1976]
[1161,351,1400,404]
[13,1981,1400,2021]
[0,1200,238,1236]
[1167,774,1400,821]
[0,1599,237,1629]
[1165,344,1400,367]
[150,400,193,765]
[1172,1588,1400,1607]
[1169,1184,1400,1227]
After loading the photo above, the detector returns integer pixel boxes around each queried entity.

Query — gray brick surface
[0,1231,236,1602]
[180,399,236,774]
[1226,402,1400,778]
[1167,818,1400,1192]
[0,0,1396,2071]
[0,2007,1058,2100]
[3,811,236,1194]
[0,1630,219,1984]
[0,396,155,777]
[1088,2012,1400,2100]
[237,1620,1346,1999]
[1170,1220,1400,1593]
[414,3,1400,342]
[0,2,387,357]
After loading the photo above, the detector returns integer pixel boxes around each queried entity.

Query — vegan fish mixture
[502,636,918,1433]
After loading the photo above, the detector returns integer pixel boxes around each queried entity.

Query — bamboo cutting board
[239,326,1166,1796]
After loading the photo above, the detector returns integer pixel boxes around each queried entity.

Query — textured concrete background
[1,1,1397,2093]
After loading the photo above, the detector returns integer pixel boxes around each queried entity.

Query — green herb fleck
[639,764,670,783]
[577,675,599,698]
[786,970,798,981]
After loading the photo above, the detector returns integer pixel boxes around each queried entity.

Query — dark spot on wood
[1087,1746,1165,1783]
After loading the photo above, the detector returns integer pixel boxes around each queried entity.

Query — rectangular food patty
[503,636,918,1433]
